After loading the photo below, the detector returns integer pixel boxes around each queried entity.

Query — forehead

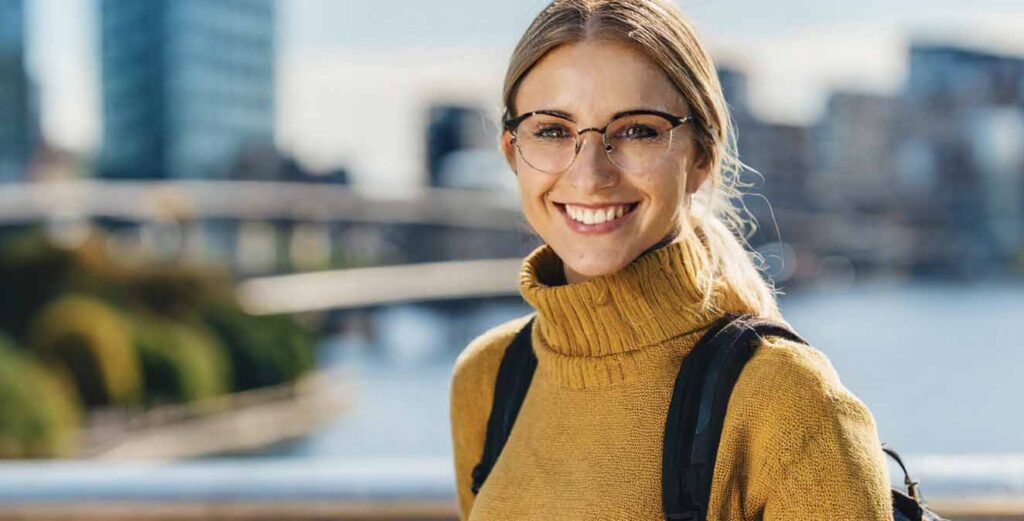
[514,38,687,120]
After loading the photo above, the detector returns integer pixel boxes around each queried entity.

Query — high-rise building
[966,107,1024,257]
[717,66,814,212]
[0,0,34,181]
[99,0,276,179]
[905,43,1024,109]
[738,120,815,212]
[896,42,1024,271]
[814,91,898,211]
[425,103,508,191]
[717,64,751,116]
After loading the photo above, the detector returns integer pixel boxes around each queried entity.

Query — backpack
[470,312,947,521]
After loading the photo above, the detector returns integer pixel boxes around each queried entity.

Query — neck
[518,230,726,388]
[562,231,680,285]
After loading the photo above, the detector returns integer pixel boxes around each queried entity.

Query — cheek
[516,168,546,201]
[640,162,687,211]
[516,173,555,224]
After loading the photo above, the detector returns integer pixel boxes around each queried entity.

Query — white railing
[0,455,1021,520]
[0,179,523,230]
[237,258,523,314]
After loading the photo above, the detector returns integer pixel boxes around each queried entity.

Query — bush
[0,229,134,340]
[123,264,235,321]
[0,232,80,340]
[28,295,142,408]
[133,317,232,405]
[0,334,82,458]
[203,306,315,392]
[1,228,317,406]
[261,313,316,380]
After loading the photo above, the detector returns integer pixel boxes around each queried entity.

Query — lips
[553,201,640,234]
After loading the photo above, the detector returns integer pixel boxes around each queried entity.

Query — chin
[570,264,617,279]
[564,252,633,280]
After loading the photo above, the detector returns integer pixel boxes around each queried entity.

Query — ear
[685,154,711,194]
[501,130,518,175]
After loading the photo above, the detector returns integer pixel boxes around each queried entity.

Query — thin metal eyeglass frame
[503,109,694,174]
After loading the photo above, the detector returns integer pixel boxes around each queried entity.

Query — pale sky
[24,0,1024,187]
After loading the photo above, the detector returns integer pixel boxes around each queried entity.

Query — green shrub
[1,228,317,403]
[28,295,142,408]
[202,306,314,391]
[0,232,80,340]
[123,264,235,321]
[0,334,82,458]
[261,313,316,380]
[134,317,232,405]
[0,229,132,340]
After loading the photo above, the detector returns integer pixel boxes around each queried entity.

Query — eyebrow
[522,107,677,122]
[527,109,575,122]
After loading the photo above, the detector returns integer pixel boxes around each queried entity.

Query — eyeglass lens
[514,113,676,174]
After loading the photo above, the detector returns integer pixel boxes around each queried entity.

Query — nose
[566,132,618,192]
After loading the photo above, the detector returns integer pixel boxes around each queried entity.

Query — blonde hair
[503,0,783,320]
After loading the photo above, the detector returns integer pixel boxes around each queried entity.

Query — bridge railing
[0,456,1022,520]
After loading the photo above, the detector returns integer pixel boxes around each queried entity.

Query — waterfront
[292,279,1024,461]
[0,280,1021,507]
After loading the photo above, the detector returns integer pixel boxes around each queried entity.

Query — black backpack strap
[470,315,538,495]
[662,312,808,520]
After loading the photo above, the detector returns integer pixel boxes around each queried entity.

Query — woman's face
[503,38,708,284]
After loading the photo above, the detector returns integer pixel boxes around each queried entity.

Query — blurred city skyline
[1,0,1020,279]
[25,0,1024,184]
[1,7,1023,514]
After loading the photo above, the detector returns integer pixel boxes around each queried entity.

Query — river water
[287,279,1024,459]
[1,280,1020,501]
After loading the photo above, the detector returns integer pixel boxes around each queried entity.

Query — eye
[620,124,660,140]
[532,125,572,140]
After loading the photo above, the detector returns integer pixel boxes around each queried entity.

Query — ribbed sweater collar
[518,235,725,389]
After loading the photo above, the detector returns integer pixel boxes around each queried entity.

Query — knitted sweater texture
[449,237,892,520]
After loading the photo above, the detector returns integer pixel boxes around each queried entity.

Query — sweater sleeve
[729,336,893,520]
[761,381,893,519]
[449,316,530,521]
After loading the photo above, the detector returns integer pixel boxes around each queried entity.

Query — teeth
[564,204,633,225]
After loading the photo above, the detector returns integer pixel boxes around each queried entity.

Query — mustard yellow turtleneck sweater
[449,238,892,520]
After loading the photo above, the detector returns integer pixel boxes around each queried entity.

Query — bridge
[0,179,525,229]
[237,258,523,314]
[0,179,538,276]
[0,179,938,283]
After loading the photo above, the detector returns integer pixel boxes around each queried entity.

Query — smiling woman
[503,38,702,284]
[449,1,894,520]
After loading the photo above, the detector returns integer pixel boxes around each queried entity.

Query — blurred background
[0,0,1022,519]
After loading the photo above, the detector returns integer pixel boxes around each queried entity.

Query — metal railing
[237,258,522,314]
[0,180,522,230]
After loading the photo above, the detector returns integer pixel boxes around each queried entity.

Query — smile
[554,202,640,234]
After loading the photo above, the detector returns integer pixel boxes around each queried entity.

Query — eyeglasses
[504,109,693,175]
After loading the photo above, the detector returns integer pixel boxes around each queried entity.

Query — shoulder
[449,314,533,454]
[744,333,841,394]
[728,329,880,457]
[448,314,534,519]
[721,327,884,482]
[742,332,869,415]
[730,329,891,516]
[450,313,534,405]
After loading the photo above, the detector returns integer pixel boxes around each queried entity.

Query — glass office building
[897,43,1024,269]
[0,0,33,181]
[99,0,276,179]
